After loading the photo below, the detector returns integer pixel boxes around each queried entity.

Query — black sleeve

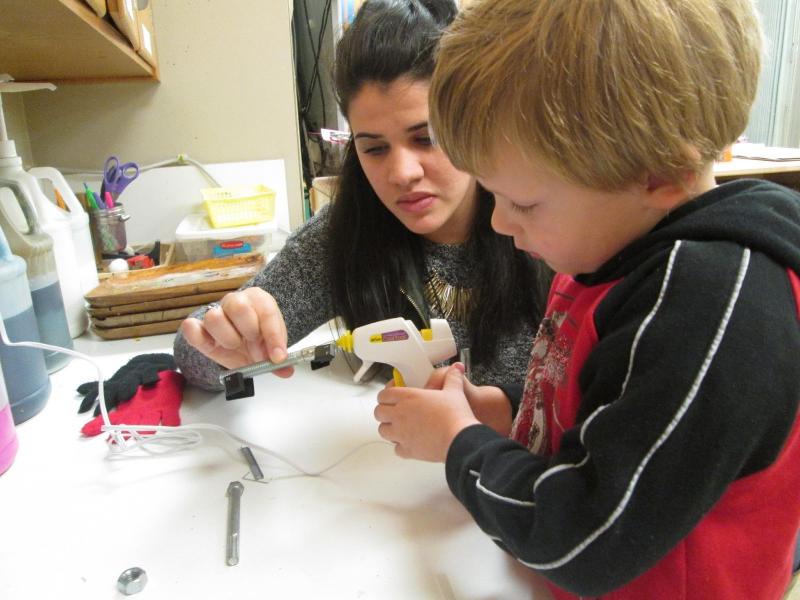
[445,241,800,596]
[497,383,523,418]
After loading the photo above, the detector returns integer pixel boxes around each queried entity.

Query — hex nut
[117,567,147,595]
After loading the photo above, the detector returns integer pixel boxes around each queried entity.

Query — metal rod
[458,347,472,380]
[240,446,264,481]
[226,481,244,566]
[218,346,318,384]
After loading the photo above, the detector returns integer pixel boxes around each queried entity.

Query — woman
[174,0,550,391]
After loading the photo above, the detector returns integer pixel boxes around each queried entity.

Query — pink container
[0,399,18,475]
[0,359,18,474]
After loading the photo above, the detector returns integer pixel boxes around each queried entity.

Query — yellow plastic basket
[201,184,276,228]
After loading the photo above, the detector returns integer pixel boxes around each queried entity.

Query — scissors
[101,156,139,200]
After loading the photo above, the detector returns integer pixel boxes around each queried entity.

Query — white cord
[53,153,222,187]
[0,311,386,477]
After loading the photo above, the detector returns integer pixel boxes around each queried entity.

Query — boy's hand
[374,363,480,462]
[180,288,293,377]
[423,366,513,436]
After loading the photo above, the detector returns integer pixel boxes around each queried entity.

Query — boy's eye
[510,202,536,215]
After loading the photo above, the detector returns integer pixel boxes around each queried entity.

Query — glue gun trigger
[353,361,373,383]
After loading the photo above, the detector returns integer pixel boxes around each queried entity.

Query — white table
[0,329,553,599]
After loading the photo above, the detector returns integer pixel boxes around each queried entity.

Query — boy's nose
[387,148,424,187]
[491,201,517,236]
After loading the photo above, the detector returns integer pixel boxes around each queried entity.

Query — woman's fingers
[182,288,289,369]
[219,292,262,339]
[223,288,289,362]
[180,317,249,369]
[249,290,289,364]
[211,289,289,359]
[180,317,217,354]
[201,302,246,351]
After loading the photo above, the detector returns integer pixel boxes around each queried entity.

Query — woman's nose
[387,148,424,187]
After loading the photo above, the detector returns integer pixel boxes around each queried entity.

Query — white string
[0,311,387,477]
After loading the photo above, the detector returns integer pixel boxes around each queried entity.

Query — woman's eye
[416,136,433,146]
[363,145,387,155]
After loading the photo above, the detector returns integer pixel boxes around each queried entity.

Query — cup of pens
[85,184,130,258]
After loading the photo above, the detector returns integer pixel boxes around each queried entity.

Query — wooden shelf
[0,0,158,83]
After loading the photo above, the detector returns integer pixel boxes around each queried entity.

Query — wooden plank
[91,304,202,328]
[86,291,227,317]
[84,253,265,307]
[90,319,185,340]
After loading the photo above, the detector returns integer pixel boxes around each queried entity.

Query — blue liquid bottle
[0,218,51,424]
[0,177,72,374]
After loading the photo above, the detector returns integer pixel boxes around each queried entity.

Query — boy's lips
[397,192,436,213]
[514,241,542,260]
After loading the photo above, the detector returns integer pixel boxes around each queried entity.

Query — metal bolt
[117,567,147,595]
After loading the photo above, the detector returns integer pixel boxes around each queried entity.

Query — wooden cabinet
[0,0,158,83]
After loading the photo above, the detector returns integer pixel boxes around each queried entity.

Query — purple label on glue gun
[369,330,409,343]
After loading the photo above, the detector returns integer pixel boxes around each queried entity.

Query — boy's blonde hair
[430,0,763,190]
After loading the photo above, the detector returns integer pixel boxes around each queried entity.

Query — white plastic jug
[0,177,72,373]
[29,167,99,298]
[0,161,86,337]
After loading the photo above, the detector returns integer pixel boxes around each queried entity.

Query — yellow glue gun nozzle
[420,328,432,341]
[393,369,405,387]
[336,331,354,353]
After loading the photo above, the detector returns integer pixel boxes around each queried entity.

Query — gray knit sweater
[173,205,537,391]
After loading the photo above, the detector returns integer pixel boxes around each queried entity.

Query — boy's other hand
[374,363,480,462]
[180,288,292,377]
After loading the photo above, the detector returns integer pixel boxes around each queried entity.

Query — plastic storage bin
[174,213,274,263]
[201,184,276,228]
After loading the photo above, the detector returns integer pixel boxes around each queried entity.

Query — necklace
[424,271,473,321]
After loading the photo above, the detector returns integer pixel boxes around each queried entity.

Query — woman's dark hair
[327,0,549,363]
[333,0,457,117]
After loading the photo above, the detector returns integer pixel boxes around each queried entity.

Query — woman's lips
[397,192,436,213]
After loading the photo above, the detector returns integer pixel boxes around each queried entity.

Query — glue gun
[336,317,457,388]
[219,317,457,399]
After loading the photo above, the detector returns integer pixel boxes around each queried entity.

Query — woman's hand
[374,364,480,462]
[179,288,293,377]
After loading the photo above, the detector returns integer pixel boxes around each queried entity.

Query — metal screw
[116,567,147,595]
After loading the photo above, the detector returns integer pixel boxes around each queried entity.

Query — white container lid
[175,213,275,241]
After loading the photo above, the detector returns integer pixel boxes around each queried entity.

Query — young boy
[373,0,800,598]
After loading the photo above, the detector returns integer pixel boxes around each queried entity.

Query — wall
[745,0,800,147]
[16,0,304,230]
[771,1,800,148]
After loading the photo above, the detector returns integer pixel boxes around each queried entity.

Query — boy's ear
[642,173,695,210]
